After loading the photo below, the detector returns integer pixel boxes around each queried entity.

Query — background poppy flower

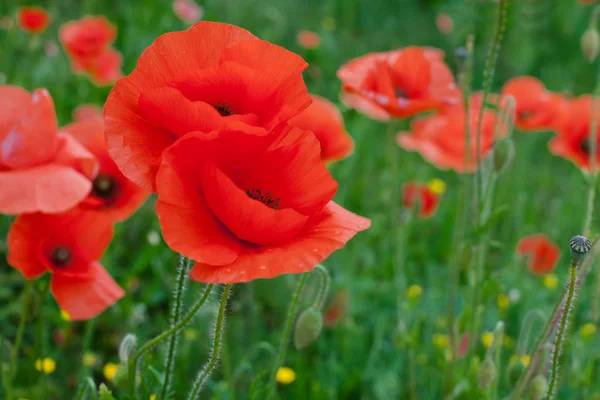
[396,93,500,172]
[59,16,116,72]
[297,30,321,49]
[401,181,441,218]
[173,0,204,24]
[61,118,148,221]
[288,94,354,162]
[324,290,349,327]
[501,76,566,132]
[0,85,97,215]
[7,210,124,320]
[549,95,600,172]
[87,47,123,86]
[105,21,311,192]
[18,7,50,34]
[155,125,370,283]
[516,234,560,274]
[337,46,460,120]
[73,104,102,121]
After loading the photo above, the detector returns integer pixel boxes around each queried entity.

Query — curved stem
[187,284,233,400]
[312,265,331,310]
[266,273,309,399]
[128,283,214,395]
[545,263,578,399]
[159,256,191,400]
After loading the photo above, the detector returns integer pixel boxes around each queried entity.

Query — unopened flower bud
[99,383,116,400]
[508,358,527,387]
[492,138,515,174]
[529,375,548,400]
[570,235,592,262]
[118,333,137,363]
[294,308,323,349]
[112,364,130,389]
[582,27,600,63]
[478,357,496,389]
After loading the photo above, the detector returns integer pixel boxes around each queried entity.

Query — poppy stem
[128,282,214,396]
[187,284,233,400]
[544,262,579,399]
[4,280,33,400]
[159,255,192,400]
[312,265,330,310]
[266,272,309,399]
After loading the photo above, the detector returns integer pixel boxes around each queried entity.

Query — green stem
[128,283,215,395]
[187,284,233,400]
[159,256,191,400]
[312,265,331,310]
[266,273,309,399]
[492,323,504,400]
[545,263,579,399]
[5,280,33,400]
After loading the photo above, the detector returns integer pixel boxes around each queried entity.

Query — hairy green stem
[159,256,192,400]
[5,280,33,400]
[187,284,233,400]
[312,265,331,310]
[545,263,578,399]
[128,283,215,395]
[266,273,309,399]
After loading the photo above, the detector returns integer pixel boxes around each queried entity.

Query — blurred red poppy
[105,21,311,191]
[0,85,97,215]
[549,95,600,173]
[173,0,204,24]
[18,7,50,34]
[61,118,148,221]
[59,16,116,72]
[501,76,566,132]
[435,13,454,36]
[324,290,349,327]
[337,46,459,120]
[516,234,560,274]
[288,94,353,162]
[297,30,321,49]
[87,47,123,86]
[7,210,124,320]
[155,125,370,283]
[73,104,102,121]
[396,93,501,172]
[401,182,440,218]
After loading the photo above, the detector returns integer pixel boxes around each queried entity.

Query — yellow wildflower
[150,395,157,400]
[103,362,119,381]
[543,273,559,290]
[276,367,296,385]
[481,332,494,349]
[35,358,56,374]
[60,309,71,321]
[428,179,447,195]
[82,352,97,367]
[433,333,449,348]
[581,323,597,338]
[510,354,531,367]
[497,294,510,310]
[407,284,423,299]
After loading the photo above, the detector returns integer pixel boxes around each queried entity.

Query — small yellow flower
[497,294,510,310]
[34,358,56,374]
[60,309,71,321]
[481,332,494,349]
[82,351,97,367]
[276,366,296,385]
[428,179,447,195]
[581,323,597,338]
[103,362,119,381]
[543,273,559,290]
[150,395,157,400]
[509,354,531,367]
[407,284,423,299]
[433,333,449,348]
[322,17,336,31]
[184,328,199,341]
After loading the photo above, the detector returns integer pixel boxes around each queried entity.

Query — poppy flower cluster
[104,21,370,283]
[59,16,123,86]
[516,234,560,275]
[2,85,148,320]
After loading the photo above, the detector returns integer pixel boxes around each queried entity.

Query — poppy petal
[7,216,47,279]
[340,92,391,121]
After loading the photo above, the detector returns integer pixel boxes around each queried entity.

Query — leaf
[98,383,116,400]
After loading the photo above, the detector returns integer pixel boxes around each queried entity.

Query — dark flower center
[580,138,594,155]
[246,188,280,210]
[213,103,234,116]
[50,245,73,267]
[395,87,408,99]
[92,174,117,199]
[519,110,534,120]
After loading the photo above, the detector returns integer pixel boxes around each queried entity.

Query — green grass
[2,0,600,399]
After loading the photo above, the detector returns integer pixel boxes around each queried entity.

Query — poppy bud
[529,375,548,400]
[118,333,137,363]
[582,27,600,63]
[477,357,497,389]
[112,364,130,389]
[294,307,323,349]
[507,358,527,387]
[491,138,515,174]
[99,383,116,400]
[570,235,592,262]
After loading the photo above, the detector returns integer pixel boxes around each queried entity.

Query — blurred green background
[2,0,600,399]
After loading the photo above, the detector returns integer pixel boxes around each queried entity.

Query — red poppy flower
[549,95,600,172]
[155,125,370,283]
[173,0,204,24]
[18,7,50,34]
[436,13,454,36]
[59,16,116,72]
[105,21,311,191]
[401,182,441,218]
[297,30,321,49]
[396,93,501,172]
[288,94,353,162]
[87,47,123,86]
[73,104,102,121]
[324,290,349,327]
[0,85,97,215]
[337,46,460,120]
[7,210,124,320]
[61,118,148,221]
[516,234,560,274]
[501,76,566,132]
